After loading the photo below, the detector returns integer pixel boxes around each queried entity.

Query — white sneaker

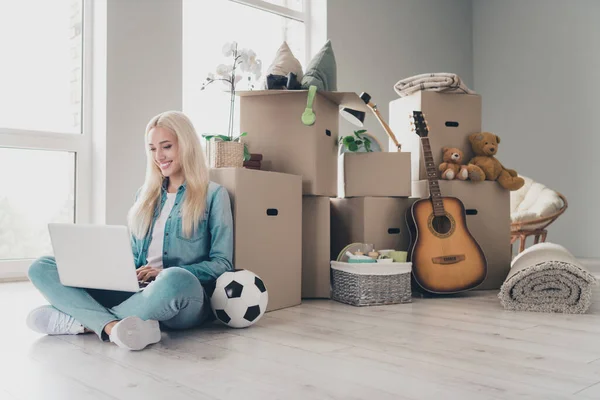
[26,305,85,335]
[109,316,161,351]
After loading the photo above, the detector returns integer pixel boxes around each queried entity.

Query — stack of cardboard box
[330,150,413,270]
[388,92,511,290]
[211,90,369,310]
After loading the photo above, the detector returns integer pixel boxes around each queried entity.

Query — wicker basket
[207,140,244,168]
[330,261,412,306]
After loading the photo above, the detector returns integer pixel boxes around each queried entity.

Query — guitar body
[407,196,487,294]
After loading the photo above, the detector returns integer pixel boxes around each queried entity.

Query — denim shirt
[130,180,234,286]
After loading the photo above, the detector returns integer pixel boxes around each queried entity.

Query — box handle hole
[325,129,331,137]
[266,208,279,216]
[388,228,400,234]
[466,209,478,215]
[445,121,459,127]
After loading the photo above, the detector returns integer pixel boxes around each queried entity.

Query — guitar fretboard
[421,137,446,217]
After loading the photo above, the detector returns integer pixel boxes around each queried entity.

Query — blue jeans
[28,256,210,340]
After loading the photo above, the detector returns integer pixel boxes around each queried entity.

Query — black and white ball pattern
[210,269,268,328]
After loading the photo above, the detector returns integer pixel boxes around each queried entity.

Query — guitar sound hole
[432,215,452,235]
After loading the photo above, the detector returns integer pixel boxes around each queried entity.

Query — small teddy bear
[439,147,469,180]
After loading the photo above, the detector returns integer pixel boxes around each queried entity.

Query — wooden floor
[3,281,600,400]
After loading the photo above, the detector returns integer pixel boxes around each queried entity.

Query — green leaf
[365,141,372,152]
[243,144,251,161]
[355,140,363,145]
[202,135,215,141]
[214,135,231,142]
[348,143,359,152]
[239,132,248,137]
[355,129,367,135]
[343,136,355,145]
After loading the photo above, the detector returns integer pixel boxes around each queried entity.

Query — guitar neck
[421,137,446,216]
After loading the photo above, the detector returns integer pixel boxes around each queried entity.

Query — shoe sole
[111,316,161,351]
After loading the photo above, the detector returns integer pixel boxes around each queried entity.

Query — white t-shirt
[146,193,177,268]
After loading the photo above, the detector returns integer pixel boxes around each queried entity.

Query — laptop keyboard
[138,281,150,288]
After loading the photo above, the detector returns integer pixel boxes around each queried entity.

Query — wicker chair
[511,192,568,254]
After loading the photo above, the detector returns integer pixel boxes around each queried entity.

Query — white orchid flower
[222,42,234,57]
[234,74,243,85]
[251,59,262,79]
[207,72,215,80]
[216,63,232,77]
[246,49,257,65]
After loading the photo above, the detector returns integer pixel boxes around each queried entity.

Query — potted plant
[201,41,262,167]
[339,130,373,153]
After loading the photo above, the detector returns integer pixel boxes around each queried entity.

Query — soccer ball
[209,269,268,328]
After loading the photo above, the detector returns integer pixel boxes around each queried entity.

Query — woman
[26,111,234,350]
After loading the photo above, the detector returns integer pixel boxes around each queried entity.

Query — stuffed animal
[467,132,525,191]
[439,147,469,180]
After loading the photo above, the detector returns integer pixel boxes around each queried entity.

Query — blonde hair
[128,111,209,239]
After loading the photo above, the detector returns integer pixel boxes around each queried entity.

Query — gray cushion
[301,40,337,91]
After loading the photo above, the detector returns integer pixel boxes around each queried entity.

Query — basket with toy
[331,243,412,306]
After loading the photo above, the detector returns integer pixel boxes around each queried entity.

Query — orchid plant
[201,41,262,161]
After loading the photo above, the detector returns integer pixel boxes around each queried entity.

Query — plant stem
[229,44,237,139]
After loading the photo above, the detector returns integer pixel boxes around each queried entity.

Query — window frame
[229,0,311,64]
[0,0,93,280]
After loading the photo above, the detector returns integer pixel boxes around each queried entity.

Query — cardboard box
[302,196,331,298]
[209,168,302,311]
[338,152,412,198]
[238,90,369,196]
[388,92,481,181]
[412,180,511,290]
[330,197,416,260]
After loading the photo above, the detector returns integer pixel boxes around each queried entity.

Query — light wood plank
[61,325,399,400]
[206,335,513,400]
[260,313,595,397]
[576,381,600,398]
[4,281,600,399]
[25,336,216,400]
[290,301,600,363]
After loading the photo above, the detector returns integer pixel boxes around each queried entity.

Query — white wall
[92,0,183,225]
[473,0,600,258]
[327,0,474,149]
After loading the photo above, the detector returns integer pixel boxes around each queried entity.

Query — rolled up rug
[499,243,597,314]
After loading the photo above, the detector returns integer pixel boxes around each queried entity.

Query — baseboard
[0,277,29,283]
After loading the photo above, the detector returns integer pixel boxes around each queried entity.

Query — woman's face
[148,126,182,178]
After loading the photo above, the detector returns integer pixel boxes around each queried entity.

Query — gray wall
[92,0,183,225]
[473,0,600,258]
[327,0,474,149]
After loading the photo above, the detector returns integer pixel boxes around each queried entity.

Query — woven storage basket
[208,140,244,168]
[330,261,412,306]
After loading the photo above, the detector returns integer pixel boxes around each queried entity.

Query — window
[0,0,91,279]
[183,0,308,141]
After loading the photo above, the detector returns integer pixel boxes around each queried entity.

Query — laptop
[48,223,149,292]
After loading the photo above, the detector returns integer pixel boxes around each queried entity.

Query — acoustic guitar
[406,111,487,294]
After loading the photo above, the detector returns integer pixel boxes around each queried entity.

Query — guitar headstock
[410,111,429,138]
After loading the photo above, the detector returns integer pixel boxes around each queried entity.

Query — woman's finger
[138,269,150,281]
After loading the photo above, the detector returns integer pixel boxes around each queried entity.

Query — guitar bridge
[432,255,466,265]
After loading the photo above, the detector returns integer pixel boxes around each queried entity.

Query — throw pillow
[263,41,304,87]
[301,39,337,91]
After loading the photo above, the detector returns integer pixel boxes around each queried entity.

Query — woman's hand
[136,265,162,282]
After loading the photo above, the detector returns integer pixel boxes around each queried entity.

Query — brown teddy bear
[439,147,469,180]
[467,132,524,191]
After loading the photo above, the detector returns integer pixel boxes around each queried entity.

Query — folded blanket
[393,73,476,97]
[498,243,597,314]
